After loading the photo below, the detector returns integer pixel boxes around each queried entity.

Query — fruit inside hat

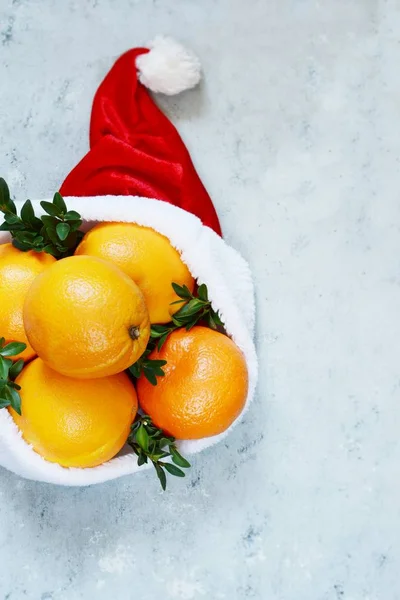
[137,326,249,439]
[10,358,138,468]
[75,222,195,324]
[0,244,56,362]
[23,255,150,378]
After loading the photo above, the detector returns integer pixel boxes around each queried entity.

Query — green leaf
[137,453,148,466]
[185,314,202,331]
[56,222,70,241]
[197,283,209,302]
[0,356,10,380]
[136,424,149,452]
[175,298,205,318]
[20,200,35,224]
[5,386,21,415]
[130,421,141,436]
[163,463,186,478]
[154,463,167,491]
[171,282,193,299]
[53,192,67,214]
[150,324,172,338]
[143,369,158,386]
[16,231,38,243]
[128,362,141,379]
[170,446,191,468]
[0,398,10,409]
[169,299,187,306]
[12,238,33,252]
[150,451,170,462]
[146,359,167,368]
[8,381,21,390]
[5,212,22,225]
[6,199,17,214]
[42,245,59,257]
[9,359,24,380]
[33,236,45,247]
[152,366,166,377]
[68,219,83,232]
[32,216,44,229]
[206,312,218,329]
[41,215,57,229]
[45,226,60,245]
[159,436,175,447]
[0,178,10,206]
[148,439,156,455]
[157,333,170,351]
[212,310,224,327]
[0,342,27,357]
[64,210,82,221]
[8,222,25,231]
[0,338,5,348]
[40,201,61,217]
[3,223,25,233]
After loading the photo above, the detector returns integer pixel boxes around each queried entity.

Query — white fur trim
[0,197,257,486]
[136,36,201,95]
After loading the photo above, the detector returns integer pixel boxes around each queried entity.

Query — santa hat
[59,36,222,236]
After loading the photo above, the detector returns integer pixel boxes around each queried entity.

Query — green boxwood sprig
[150,282,225,351]
[128,414,191,490]
[0,177,83,258]
[0,338,26,415]
[128,282,225,388]
[128,349,167,386]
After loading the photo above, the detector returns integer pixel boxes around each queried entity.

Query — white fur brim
[0,196,257,486]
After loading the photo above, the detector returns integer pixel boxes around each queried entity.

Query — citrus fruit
[75,222,195,323]
[9,358,137,468]
[137,326,248,439]
[23,255,150,378]
[0,243,56,361]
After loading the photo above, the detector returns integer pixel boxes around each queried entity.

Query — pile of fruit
[0,179,248,489]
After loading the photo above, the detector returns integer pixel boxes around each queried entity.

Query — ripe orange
[137,326,248,439]
[75,222,194,323]
[9,358,137,468]
[23,255,150,378]
[0,243,56,361]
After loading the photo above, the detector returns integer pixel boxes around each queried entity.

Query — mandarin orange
[9,358,137,468]
[75,222,194,323]
[137,326,248,439]
[0,243,56,361]
[23,255,150,378]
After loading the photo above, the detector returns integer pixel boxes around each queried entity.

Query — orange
[0,243,56,361]
[75,222,195,323]
[137,326,248,439]
[9,358,137,468]
[23,255,150,378]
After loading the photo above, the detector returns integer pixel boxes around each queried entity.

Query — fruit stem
[129,326,140,340]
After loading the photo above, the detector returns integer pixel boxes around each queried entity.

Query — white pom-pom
[136,36,201,95]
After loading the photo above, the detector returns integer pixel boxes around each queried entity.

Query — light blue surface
[0,1,399,598]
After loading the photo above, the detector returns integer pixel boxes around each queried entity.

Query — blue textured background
[1,1,399,598]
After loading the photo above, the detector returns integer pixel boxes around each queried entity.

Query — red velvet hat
[60,36,222,236]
